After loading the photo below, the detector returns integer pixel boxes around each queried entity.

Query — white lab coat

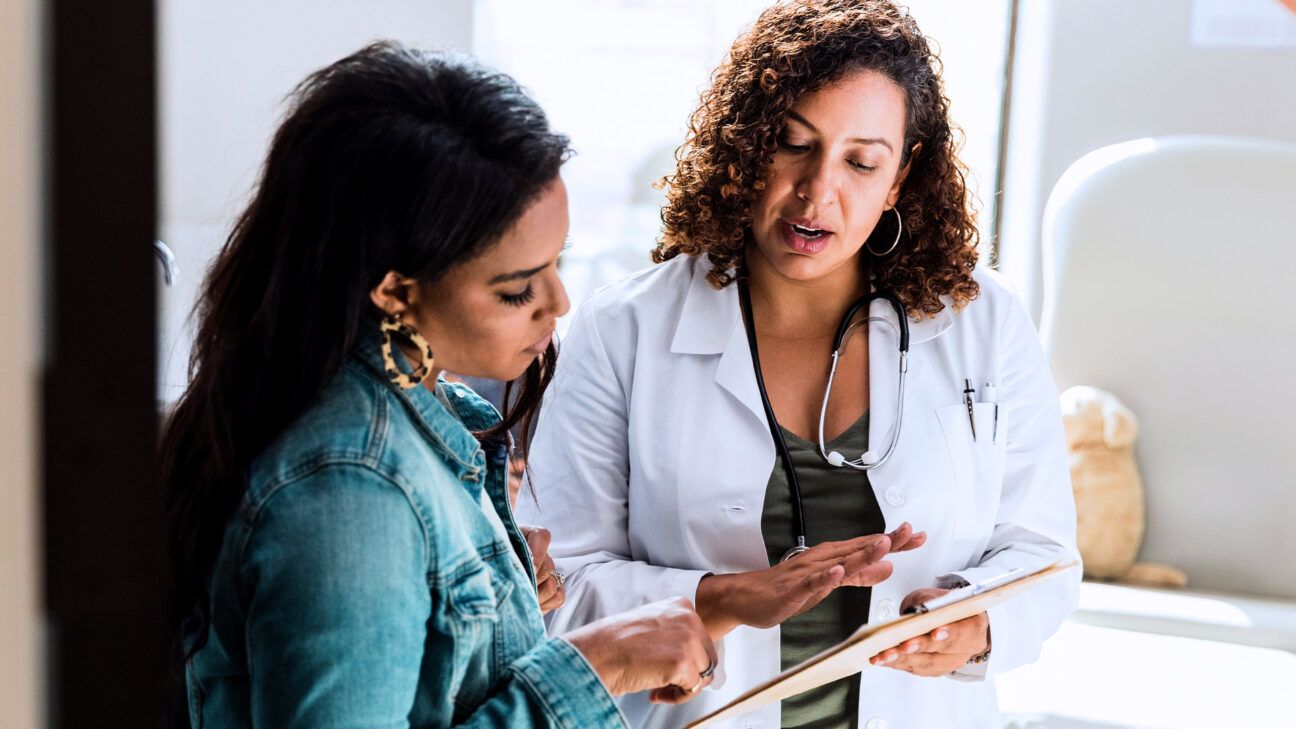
[518,254,1079,729]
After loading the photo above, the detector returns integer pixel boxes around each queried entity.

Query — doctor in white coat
[518,3,1079,727]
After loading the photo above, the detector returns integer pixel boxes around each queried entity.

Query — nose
[538,269,570,321]
[795,157,837,208]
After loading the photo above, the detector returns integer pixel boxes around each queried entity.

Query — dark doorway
[44,0,168,726]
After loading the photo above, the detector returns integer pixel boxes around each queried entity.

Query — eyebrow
[786,111,894,152]
[488,263,548,285]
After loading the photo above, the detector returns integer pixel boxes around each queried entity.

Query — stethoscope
[738,277,910,562]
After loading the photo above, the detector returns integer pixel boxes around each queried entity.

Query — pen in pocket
[981,381,998,444]
[962,379,977,442]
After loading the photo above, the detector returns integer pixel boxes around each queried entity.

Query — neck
[744,244,870,338]
[423,368,444,393]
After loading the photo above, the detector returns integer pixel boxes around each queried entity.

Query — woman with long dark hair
[162,42,715,727]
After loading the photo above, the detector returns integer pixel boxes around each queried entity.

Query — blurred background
[3,0,1294,726]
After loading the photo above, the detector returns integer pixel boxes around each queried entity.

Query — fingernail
[904,643,919,654]
[935,630,949,641]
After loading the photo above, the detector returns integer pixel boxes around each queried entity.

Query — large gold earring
[379,315,434,389]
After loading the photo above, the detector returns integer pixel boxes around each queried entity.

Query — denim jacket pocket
[442,559,501,719]
[446,559,500,622]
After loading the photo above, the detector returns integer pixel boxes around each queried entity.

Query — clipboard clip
[904,567,1028,615]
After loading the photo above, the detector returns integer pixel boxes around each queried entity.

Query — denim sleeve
[243,463,430,728]
[457,637,626,728]
[242,462,625,728]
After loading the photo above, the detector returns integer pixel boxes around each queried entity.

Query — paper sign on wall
[1190,0,1296,49]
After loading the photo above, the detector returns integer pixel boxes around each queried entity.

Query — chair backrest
[1041,135,1296,599]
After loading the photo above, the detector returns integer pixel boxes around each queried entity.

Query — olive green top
[761,414,884,729]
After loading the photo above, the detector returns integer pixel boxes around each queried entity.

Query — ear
[369,271,422,319]
[886,142,921,208]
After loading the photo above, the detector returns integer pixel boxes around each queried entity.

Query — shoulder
[575,254,700,324]
[249,366,386,489]
[952,265,1031,329]
[244,365,449,513]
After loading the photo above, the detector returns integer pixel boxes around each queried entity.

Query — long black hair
[161,42,571,654]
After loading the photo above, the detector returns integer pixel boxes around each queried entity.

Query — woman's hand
[519,525,564,614]
[563,597,717,704]
[695,523,926,640]
[867,587,989,676]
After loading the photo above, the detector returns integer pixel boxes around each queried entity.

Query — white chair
[997,135,1296,728]
[1039,135,1296,600]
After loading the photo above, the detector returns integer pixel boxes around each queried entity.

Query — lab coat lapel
[670,258,767,425]
[714,320,767,424]
[867,299,951,456]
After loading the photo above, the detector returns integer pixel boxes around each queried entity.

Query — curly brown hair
[654,0,979,317]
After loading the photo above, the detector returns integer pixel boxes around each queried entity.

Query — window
[474,0,1013,313]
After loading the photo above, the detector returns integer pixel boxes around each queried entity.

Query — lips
[523,331,553,355]
[779,218,834,254]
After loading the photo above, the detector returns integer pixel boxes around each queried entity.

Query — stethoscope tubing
[738,276,910,562]
[738,280,810,559]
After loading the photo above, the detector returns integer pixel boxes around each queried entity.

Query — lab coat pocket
[935,402,1007,540]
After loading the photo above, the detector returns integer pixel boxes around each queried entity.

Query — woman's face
[375,177,571,383]
[750,69,911,283]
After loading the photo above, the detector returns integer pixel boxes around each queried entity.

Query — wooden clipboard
[686,561,1079,728]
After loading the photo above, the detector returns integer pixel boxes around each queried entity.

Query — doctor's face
[750,68,911,283]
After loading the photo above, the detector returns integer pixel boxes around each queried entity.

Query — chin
[442,355,529,384]
[758,243,845,282]
[495,354,540,383]
[773,255,837,281]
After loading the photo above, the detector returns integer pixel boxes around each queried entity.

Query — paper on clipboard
[686,561,1079,729]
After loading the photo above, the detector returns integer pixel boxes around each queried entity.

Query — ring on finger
[699,657,716,680]
[552,571,565,589]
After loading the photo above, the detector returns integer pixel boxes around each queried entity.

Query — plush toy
[1060,386,1188,588]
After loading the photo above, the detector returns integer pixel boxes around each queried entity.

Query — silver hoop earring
[866,207,903,257]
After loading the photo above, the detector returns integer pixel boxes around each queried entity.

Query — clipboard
[686,561,1079,728]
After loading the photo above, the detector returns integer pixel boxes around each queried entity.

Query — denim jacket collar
[349,326,488,486]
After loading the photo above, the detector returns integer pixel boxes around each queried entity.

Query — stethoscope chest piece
[781,543,810,563]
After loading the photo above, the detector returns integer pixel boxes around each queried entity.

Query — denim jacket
[185,331,626,728]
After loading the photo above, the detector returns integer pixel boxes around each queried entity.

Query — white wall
[0,0,44,724]
[999,0,1296,319]
[158,0,474,401]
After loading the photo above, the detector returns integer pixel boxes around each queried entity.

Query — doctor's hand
[868,587,989,677]
[563,597,717,704]
[696,523,926,640]
[519,525,564,614]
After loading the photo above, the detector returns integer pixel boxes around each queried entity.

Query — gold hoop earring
[867,207,903,257]
[379,315,434,389]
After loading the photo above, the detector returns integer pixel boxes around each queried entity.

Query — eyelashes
[499,284,536,307]
[779,138,876,173]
